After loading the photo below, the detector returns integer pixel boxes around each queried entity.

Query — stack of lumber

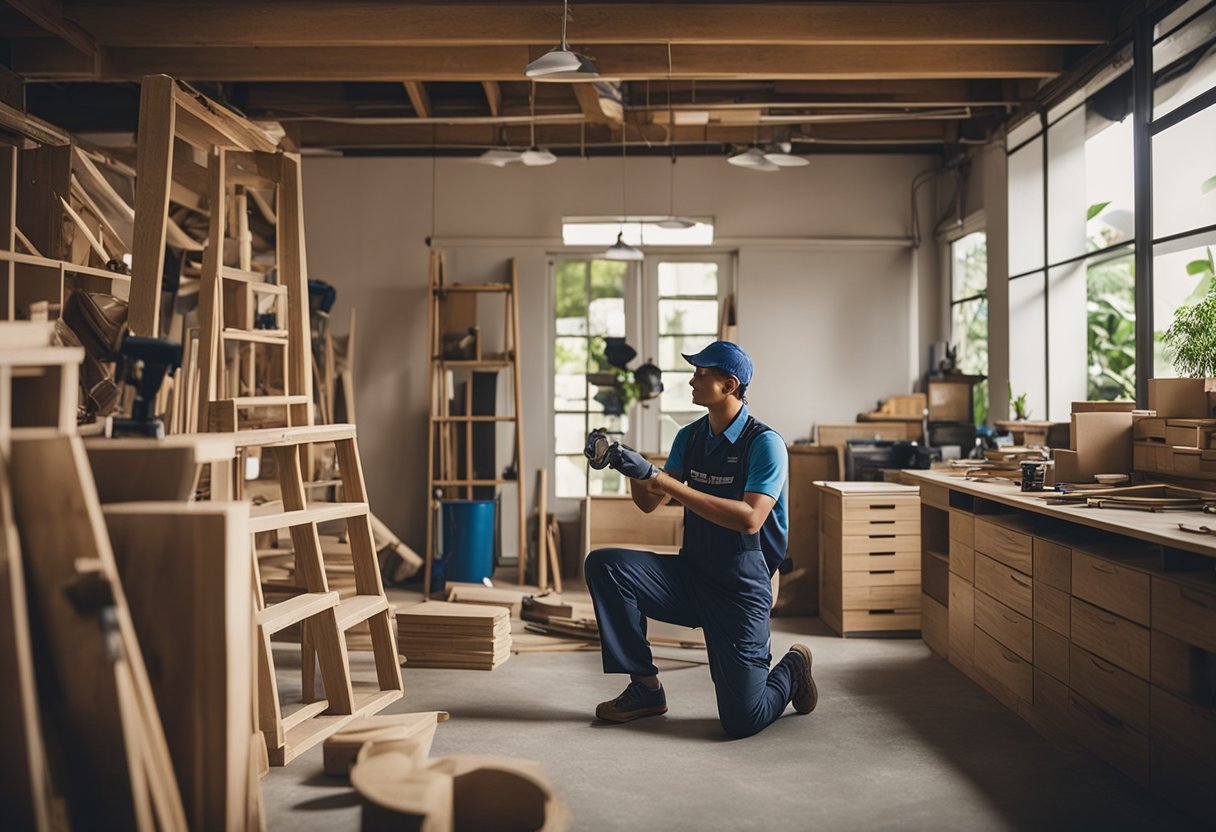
[397,601,511,670]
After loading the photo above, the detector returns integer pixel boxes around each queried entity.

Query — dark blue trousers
[585,547,798,739]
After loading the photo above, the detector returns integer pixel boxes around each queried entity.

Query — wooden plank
[103,502,252,832]
[403,81,431,119]
[129,74,176,337]
[0,455,51,832]
[1,145,15,321]
[0,98,71,146]
[276,153,313,417]
[481,81,501,116]
[195,146,225,430]
[5,0,98,58]
[171,83,279,154]
[8,435,187,831]
[573,82,624,125]
[66,3,1112,47]
[86,43,1066,83]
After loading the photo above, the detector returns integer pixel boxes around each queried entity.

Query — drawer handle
[1095,612,1118,626]
[1000,647,1019,664]
[869,504,897,511]
[869,520,896,526]
[1090,562,1118,576]
[1179,588,1215,611]
[869,570,895,575]
[868,534,896,540]
[1002,613,1020,624]
[872,552,896,557]
[1074,695,1124,729]
[1089,656,1116,675]
[1010,574,1031,589]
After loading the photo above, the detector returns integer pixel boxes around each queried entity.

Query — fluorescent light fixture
[525,0,600,81]
[520,147,558,166]
[602,230,644,261]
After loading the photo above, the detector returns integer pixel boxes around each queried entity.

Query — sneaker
[787,643,818,714]
[595,680,668,723]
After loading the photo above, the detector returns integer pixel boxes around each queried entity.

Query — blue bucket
[440,499,496,584]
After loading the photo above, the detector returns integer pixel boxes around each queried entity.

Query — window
[949,231,989,424]
[553,259,631,498]
[654,261,721,452]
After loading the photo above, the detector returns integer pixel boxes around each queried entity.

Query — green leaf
[1186,259,1215,277]
[1203,175,1216,195]
[1086,201,1111,221]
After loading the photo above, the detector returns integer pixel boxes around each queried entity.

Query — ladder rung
[221,265,267,283]
[248,501,369,534]
[250,283,288,295]
[226,395,310,408]
[279,700,330,732]
[434,479,516,486]
[431,415,516,423]
[436,359,512,368]
[230,424,358,448]
[437,283,511,294]
[257,591,339,635]
[334,595,389,631]
[303,479,343,490]
[223,328,289,345]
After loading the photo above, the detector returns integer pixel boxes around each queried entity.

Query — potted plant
[1152,247,1216,418]
[1008,381,1030,420]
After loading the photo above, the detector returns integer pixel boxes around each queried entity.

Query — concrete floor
[261,612,1199,831]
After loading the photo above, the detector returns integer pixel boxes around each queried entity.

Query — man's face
[689,366,735,406]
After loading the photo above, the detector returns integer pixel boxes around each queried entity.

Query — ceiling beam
[59,3,1113,47]
[402,81,431,118]
[7,0,98,58]
[287,119,949,150]
[14,42,1066,82]
[573,82,624,125]
[481,81,502,117]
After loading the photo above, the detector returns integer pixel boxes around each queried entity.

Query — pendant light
[525,0,600,81]
[520,83,558,166]
[603,125,643,261]
[727,146,780,172]
[475,126,522,166]
[764,141,810,167]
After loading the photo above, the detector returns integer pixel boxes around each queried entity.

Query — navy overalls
[585,412,798,739]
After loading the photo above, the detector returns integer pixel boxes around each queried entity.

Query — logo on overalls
[689,469,735,486]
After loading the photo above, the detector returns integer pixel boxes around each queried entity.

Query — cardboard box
[1067,411,1133,478]
[1147,378,1216,419]
[928,379,972,422]
[1072,401,1136,413]
[1052,448,1081,483]
[1164,419,1216,450]
[1132,414,1166,442]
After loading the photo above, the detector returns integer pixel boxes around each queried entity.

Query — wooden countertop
[902,468,1216,560]
[815,481,919,496]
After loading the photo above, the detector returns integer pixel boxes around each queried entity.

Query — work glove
[608,444,658,480]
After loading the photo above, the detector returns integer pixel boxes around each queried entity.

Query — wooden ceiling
[1,1,1132,155]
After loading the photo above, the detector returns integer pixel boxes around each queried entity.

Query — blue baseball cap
[682,340,753,386]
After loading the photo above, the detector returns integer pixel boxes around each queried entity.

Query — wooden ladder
[424,250,527,594]
[237,424,403,766]
[196,146,311,434]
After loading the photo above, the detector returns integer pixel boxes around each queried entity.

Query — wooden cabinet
[777,445,837,616]
[905,469,1216,822]
[818,481,920,636]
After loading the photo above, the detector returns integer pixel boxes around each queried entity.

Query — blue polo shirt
[664,405,789,543]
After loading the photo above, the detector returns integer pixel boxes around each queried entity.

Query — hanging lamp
[525,0,600,81]
[520,83,558,166]
[603,126,643,261]
[475,126,523,166]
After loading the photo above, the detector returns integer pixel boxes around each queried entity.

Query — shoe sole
[595,704,669,724]
[789,644,818,714]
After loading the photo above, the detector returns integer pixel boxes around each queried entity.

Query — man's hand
[608,444,658,480]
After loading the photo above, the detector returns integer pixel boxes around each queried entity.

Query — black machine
[109,335,183,439]
[845,439,940,482]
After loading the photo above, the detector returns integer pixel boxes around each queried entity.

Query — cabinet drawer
[921,482,949,510]
[922,593,948,656]
[1151,576,1216,654]
[1033,537,1071,591]
[841,495,919,522]
[1033,623,1069,683]
[841,568,920,588]
[1067,689,1149,786]
[974,517,1033,575]
[842,583,922,611]
[974,588,1032,661]
[949,510,974,548]
[840,534,920,555]
[1070,644,1149,734]
[840,517,919,537]
[1030,668,1070,730]
[974,626,1032,702]
[840,609,919,633]
[974,553,1032,618]
[840,549,920,572]
[1070,597,1149,679]
[1033,582,1069,636]
[1071,550,1150,626]
[1150,629,1215,699]
[921,551,948,606]
[948,539,974,580]
[948,574,974,669]
[1151,685,1216,769]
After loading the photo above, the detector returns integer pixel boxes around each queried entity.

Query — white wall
[302,153,941,558]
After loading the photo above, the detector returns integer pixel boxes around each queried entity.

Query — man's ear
[721,375,737,395]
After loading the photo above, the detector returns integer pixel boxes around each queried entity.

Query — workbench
[902,469,1215,824]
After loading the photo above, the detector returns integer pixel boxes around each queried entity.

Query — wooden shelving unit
[424,249,527,594]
